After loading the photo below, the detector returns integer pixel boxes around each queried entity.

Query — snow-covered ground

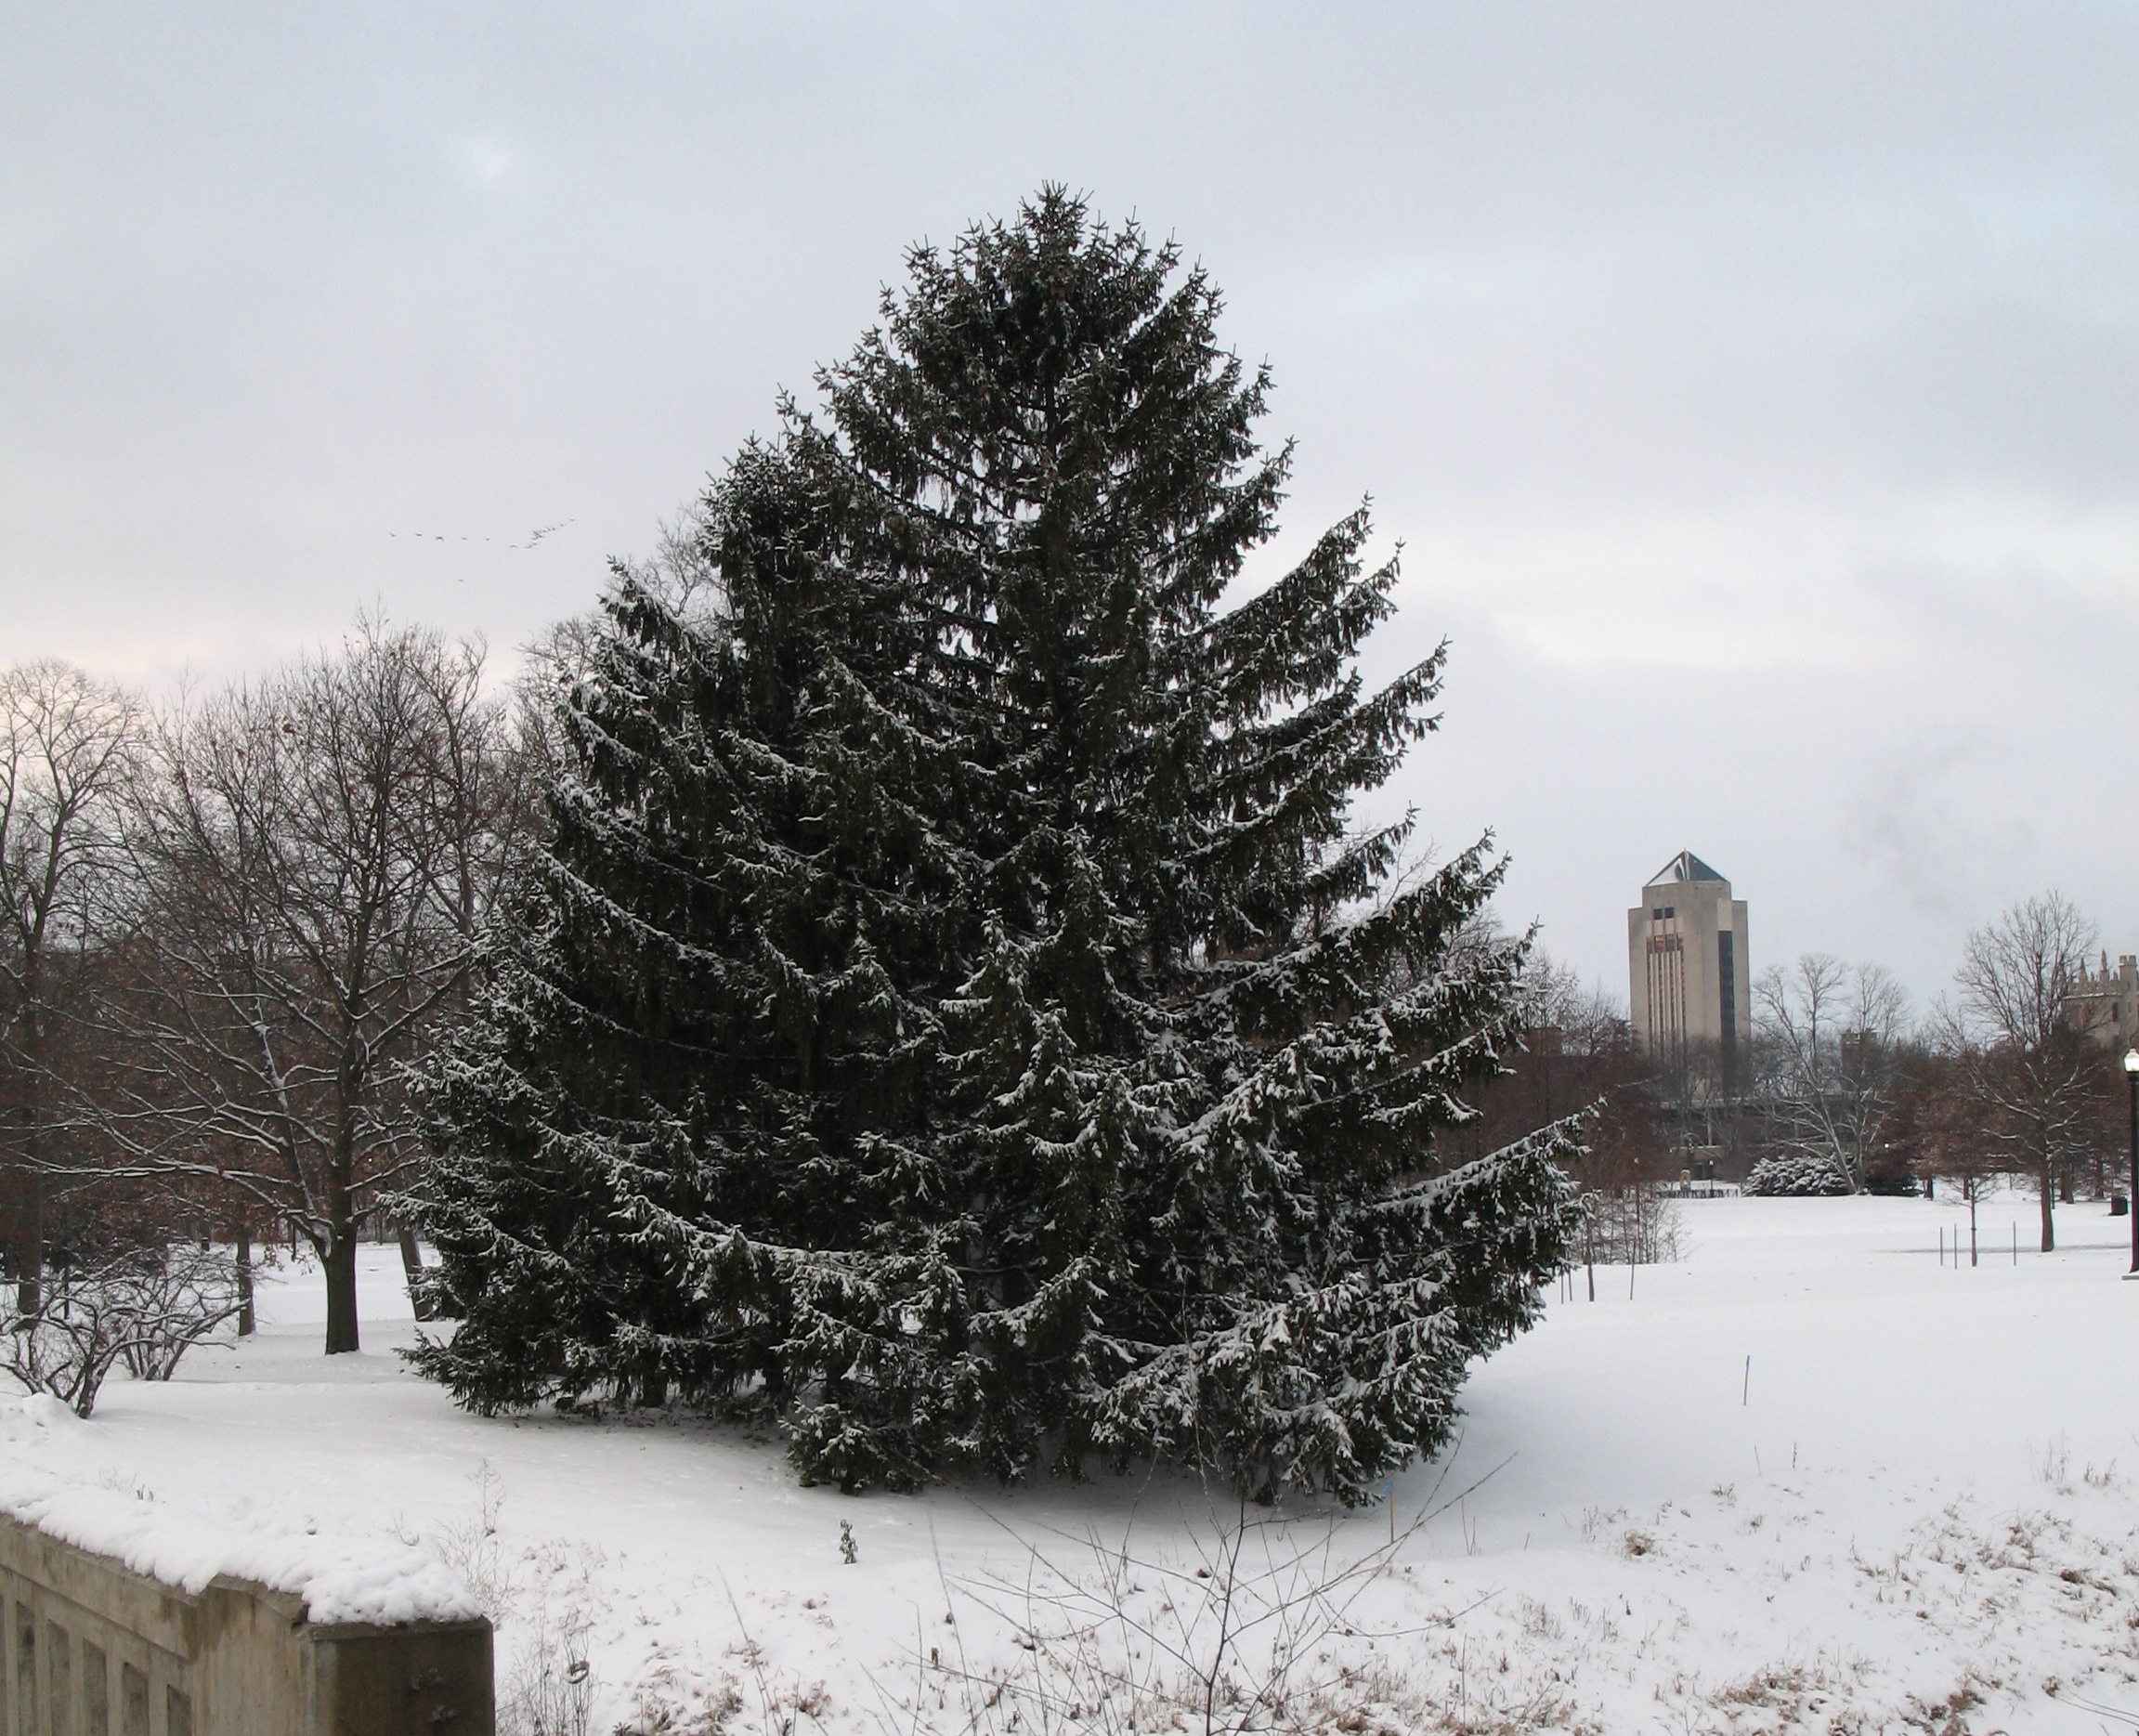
[7,1194,2136,1733]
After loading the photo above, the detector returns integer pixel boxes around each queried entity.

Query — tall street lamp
[2123,1048,2139,1278]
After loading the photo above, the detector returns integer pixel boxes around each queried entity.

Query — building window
[1718,931,1737,1049]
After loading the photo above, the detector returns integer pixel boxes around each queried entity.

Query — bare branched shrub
[394,1470,620,1736]
[618,1664,742,1736]
[500,1594,598,1736]
[902,1455,1513,1736]
[2,1244,239,1416]
[431,1461,521,1625]
[112,1245,246,1379]
[1580,1185,1684,1265]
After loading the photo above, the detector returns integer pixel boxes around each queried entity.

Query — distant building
[1628,851,1751,1077]
[2064,951,2139,1050]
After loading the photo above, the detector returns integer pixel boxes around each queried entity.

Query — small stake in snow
[1742,1355,1750,1407]
[1388,1481,1397,1545]
[839,1520,857,1565]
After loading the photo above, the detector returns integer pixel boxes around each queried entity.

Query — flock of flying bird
[387,518,575,551]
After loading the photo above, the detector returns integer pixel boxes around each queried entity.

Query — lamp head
[2123,1048,2139,1077]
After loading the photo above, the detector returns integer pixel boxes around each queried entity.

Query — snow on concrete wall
[1,1394,480,1625]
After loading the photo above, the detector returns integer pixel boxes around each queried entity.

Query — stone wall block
[0,1514,492,1735]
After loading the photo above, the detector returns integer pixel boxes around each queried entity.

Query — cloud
[453,137,515,189]
[1839,746,2037,920]
[2,1,2135,1000]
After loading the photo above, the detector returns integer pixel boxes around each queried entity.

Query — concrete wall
[0,1513,490,1736]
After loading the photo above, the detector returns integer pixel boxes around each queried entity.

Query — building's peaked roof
[1649,849,1728,887]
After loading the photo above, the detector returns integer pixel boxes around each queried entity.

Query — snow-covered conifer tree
[414,189,1583,1499]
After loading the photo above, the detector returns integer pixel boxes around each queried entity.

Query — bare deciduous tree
[1454,951,1678,1273]
[1944,891,2097,1252]
[1452,949,1657,1179]
[81,620,524,1352]
[0,661,141,1313]
[1894,1047,2003,1260]
[1754,953,1912,1192]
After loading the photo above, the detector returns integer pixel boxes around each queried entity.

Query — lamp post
[2123,1049,2139,1278]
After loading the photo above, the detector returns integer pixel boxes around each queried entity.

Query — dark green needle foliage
[412,189,1583,1500]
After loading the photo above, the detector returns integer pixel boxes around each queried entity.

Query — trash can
[2111,1194,2131,1218]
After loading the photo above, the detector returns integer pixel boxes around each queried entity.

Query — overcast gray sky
[5,4,2136,1006]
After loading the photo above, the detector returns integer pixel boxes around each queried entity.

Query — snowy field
[7,1194,2137,1734]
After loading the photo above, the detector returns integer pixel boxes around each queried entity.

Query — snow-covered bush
[1743,1152,1853,1196]
[2,1246,240,1417]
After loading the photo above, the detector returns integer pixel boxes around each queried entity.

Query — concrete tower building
[1628,851,1751,1076]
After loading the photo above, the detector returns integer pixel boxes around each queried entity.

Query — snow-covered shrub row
[1743,1151,1853,1196]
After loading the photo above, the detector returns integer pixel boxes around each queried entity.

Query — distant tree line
[1464,889,2130,1256]
[0,622,534,1364]
[7,617,2126,1380]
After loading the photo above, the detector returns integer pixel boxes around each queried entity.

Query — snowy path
[8,1195,2136,1733]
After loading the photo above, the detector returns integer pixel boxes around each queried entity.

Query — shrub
[1743,1153,1852,1197]
[3,1245,241,1417]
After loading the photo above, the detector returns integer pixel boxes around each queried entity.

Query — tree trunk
[234,1221,255,1337]
[323,1229,360,1353]
[324,1150,360,1352]
[16,1041,45,1315]
[2038,1155,2055,1253]
[15,1170,42,1317]
[325,1096,361,1351]
[398,1227,435,1322]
